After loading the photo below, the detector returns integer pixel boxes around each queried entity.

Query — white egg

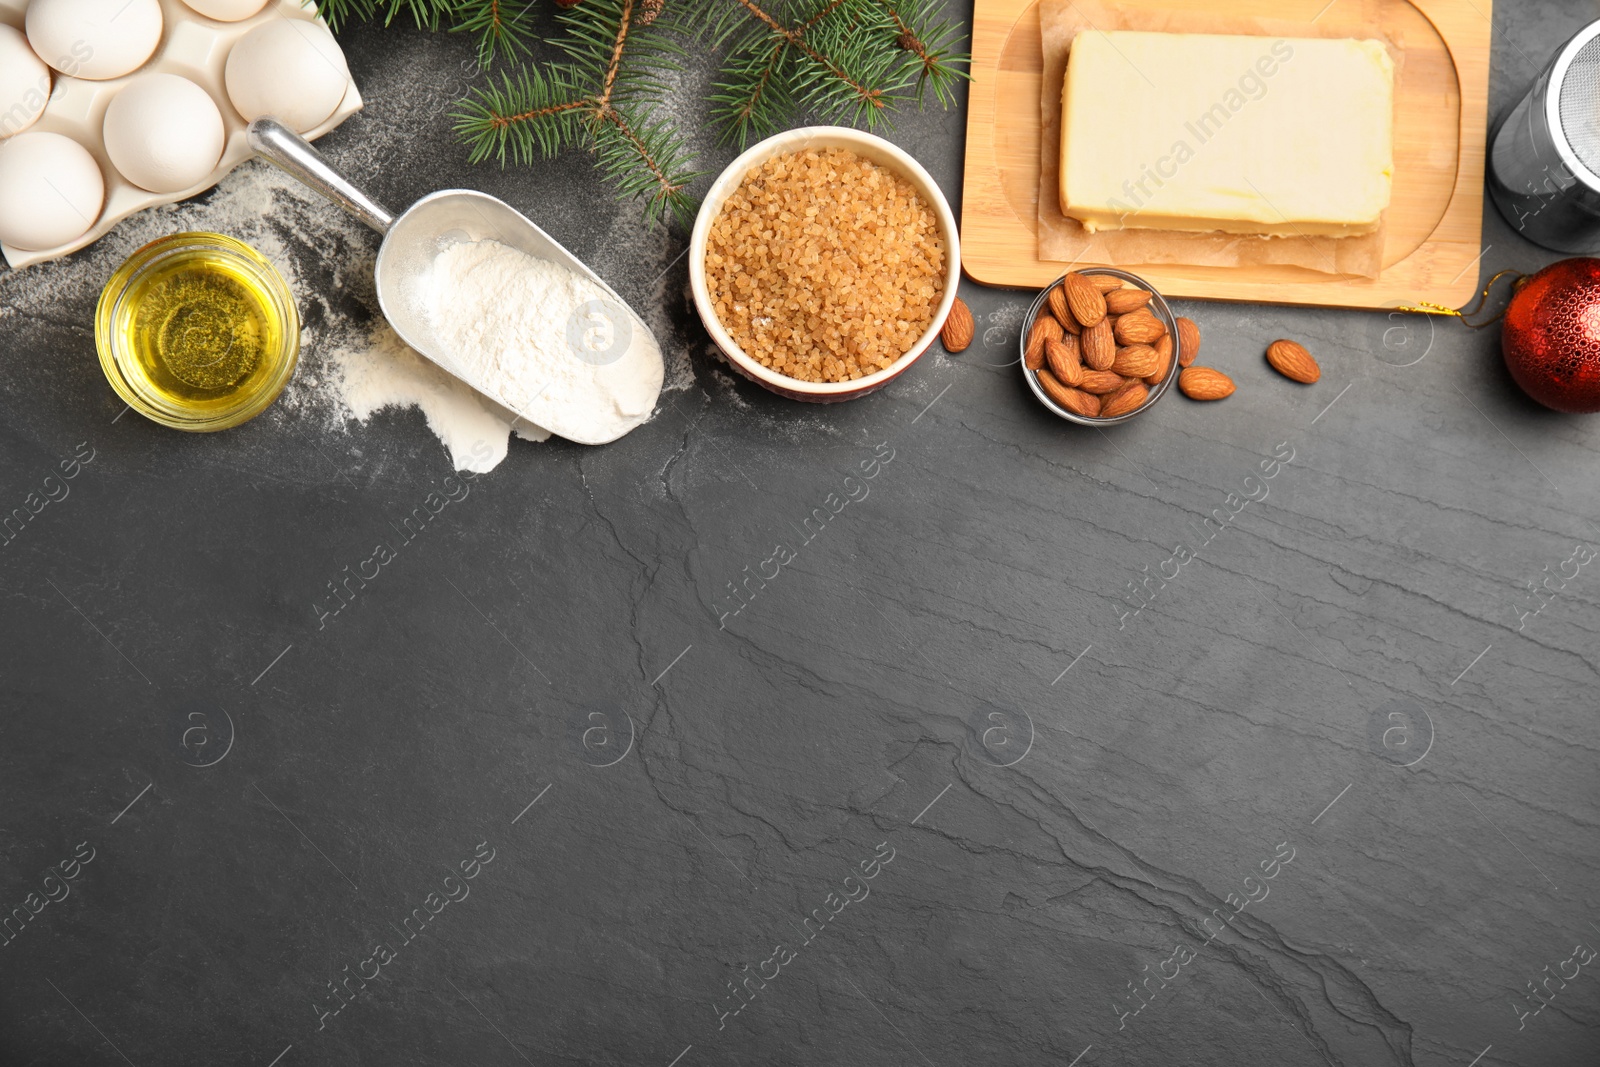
[225,20,349,134]
[0,132,104,250]
[104,74,225,193]
[0,25,51,139]
[26,0,164,81]
[179,0,271,21]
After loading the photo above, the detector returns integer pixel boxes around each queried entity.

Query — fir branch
[875,0,969,106]
[715,0,888,133]
[789,0,904,127]
[595,0,636,109]
[799,0,850,31]
[346,0,973,224]
[451,0,539,67]
[453,66,591,164]
[312,0,376,32]
[707,35,790,144]
[451,0,701,225]
[703,0,969,144]
[595,107,700,226]
[556,0,686,96]
[383,0,444,29]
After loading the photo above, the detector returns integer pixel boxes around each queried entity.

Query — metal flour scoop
[246,118,661,446]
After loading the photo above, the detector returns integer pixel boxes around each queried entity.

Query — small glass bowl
[96,232,299,432]
[1020,267,1182,426]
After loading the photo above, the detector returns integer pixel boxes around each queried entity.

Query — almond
[941,297,974,353]
[1037,369,1100,417]
[1176,317,1200,368]
[1100,380,1149,419]
[1080,369,1127,395]
[1082,318,1115,370]
[1155,332,1174,368]
[1046,286,1078,333]
[1266,338,1321,384]
[1104,288,1152,314]
[1111,343,1159,379]
[1179,366,1235,401]
[1088,274,1124,293]
[1024,331,1046,369]
[1063,273,1107,328]
[1025,314,1062,369]
[1045,336,1084,386]
[1114,309,1165,346]
[1145,340,1172,386]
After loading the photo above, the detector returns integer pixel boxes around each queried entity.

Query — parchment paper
[1037,0,1401,278]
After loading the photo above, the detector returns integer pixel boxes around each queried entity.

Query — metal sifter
[1488,19,1600,253]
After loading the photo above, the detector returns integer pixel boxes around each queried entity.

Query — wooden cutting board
[959,0,1494,309]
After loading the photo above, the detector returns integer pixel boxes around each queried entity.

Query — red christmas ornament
[1501,257,1600,413]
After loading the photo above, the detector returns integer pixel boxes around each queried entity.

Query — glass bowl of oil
[96,232,299,431]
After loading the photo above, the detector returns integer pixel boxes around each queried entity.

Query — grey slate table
[2,2,1598,1065]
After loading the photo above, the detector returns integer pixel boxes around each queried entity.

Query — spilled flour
[331,319,547,473]
[0,158,686,473]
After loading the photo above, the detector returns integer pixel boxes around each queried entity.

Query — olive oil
[114,248,281,410]
[97,233,299,431]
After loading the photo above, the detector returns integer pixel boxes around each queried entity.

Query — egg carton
[0,0,361,269]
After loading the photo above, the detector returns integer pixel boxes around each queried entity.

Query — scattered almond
[1100,380,1149,418]
[1045,336,1084,386]
[1105,288,1152,314]
[1063,273,1107,328]
[1080,369,1128,395]
[1111,344,1159,379]
[1176,317,1200,368]
[1082,318,1115,371]
[1038,369,1100,417]
[1113,309,1166,346]
[1266,338,1321,384]
[941,297,974,353]
[1179,366,1235,401]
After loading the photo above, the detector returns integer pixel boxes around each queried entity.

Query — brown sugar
[705,147,947,384]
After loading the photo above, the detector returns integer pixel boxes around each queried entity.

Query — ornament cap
[1397,269,1527,328]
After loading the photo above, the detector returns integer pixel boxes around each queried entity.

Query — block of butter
[1059,31,1395,238]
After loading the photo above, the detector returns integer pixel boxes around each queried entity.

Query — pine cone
[639,0,663,23]
[896,30,916,51]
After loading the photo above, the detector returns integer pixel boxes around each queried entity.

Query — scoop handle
[246,118,395,234]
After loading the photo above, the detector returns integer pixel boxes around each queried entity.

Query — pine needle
[452,0,539,66]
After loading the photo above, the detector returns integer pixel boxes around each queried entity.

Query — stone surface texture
[1,3,1597,1066]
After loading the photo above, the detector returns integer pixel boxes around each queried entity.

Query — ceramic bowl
[688,126,961,403]
[1021,268,1182,426]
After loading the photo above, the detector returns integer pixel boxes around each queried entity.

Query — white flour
[421,238,663,446]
